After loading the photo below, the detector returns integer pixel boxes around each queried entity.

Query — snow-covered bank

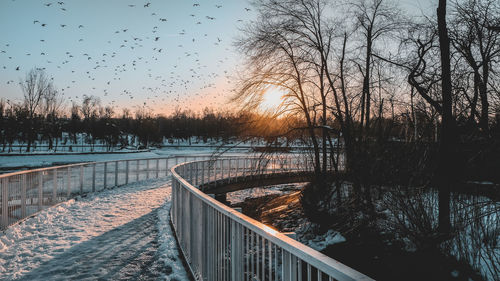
[226,183,306,205]
[0,178,189,280]
[230,183,348,252]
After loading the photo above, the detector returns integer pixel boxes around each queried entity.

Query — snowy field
[0,146,252,173]
[0,178,189,281]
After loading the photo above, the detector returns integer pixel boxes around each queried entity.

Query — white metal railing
[171,156,373,281]
[0,155,214,229]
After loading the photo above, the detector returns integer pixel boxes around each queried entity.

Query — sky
[0,0,256,116]
[0,0,434,116]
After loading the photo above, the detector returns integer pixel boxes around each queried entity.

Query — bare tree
[234,1,322,175]
[42,84,64,150]
[450,0,500,133]
[436,0,455,234]
[351,0,403,131]
[19,68,51,152]
[80,95,101,149]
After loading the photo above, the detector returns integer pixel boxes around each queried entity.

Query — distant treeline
[0,95,255,152]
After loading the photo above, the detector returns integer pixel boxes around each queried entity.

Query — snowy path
[0,178,189,281]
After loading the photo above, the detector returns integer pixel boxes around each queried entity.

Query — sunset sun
[260,88,286,112]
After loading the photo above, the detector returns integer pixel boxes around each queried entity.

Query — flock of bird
[0,1,253,114]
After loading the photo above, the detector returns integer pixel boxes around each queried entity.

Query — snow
[0,177,189,280]
[226,183,305,205]
[157,199,190,281]
[227,183,347,252]
[302,229,346,251]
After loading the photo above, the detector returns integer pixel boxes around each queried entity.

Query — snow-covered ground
[0,178,189,281]
[227,183,347,252]
[226,183,305,205]
[0,146,252,173]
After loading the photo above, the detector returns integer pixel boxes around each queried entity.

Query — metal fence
[0,152,370,281]
[0,155,213,229]
[171,156,373,281]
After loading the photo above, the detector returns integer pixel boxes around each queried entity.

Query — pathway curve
[0,178,189,281]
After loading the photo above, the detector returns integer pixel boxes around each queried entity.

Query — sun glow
[260,88,286,112]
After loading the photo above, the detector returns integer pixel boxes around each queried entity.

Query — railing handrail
[170,156,373,281]
[0,152,365,280]
[0,154,227,179]
[0,154,223,229]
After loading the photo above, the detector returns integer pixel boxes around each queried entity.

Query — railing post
[213,160,217,186]
[92,164,96,192]
[189,163,194,184]
[208,160,212,183]
[236,158,240,178]
[231,220,237,281]
[214,161,218,188]
[221,159,225,181]
[228,159,232,182]
[146,159,150,179]
[156,159,159,178]
[165,158,169,176]
[136,160,140,181]
[38,172,43,211]
[53,169,58,203]
[79,165,83,195]
[103,162,107,188]
[125,160,129,184]
[21,174,26,218]
[67,167,71,198]
[283,250,291,281]
[195,162,199,186]
[1,178,8,228]
[115,161,118,186]
[201,161,205,185]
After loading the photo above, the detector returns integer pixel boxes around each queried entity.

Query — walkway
[0,178,189,281]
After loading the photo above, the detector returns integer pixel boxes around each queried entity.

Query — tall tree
[450,0,500,133]
[19,68,51,152]
[437,0,454,233]
[352,0,402,131]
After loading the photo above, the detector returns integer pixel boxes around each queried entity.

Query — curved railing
[0,155,213,229]
[171,157,373,281]
[0,153,371,280]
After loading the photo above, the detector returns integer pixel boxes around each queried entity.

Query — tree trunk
[479,64,489,133]
[363,33,373,131]
[437,0,455,234]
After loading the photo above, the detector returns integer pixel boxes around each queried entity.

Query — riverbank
[234,185,492,281]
